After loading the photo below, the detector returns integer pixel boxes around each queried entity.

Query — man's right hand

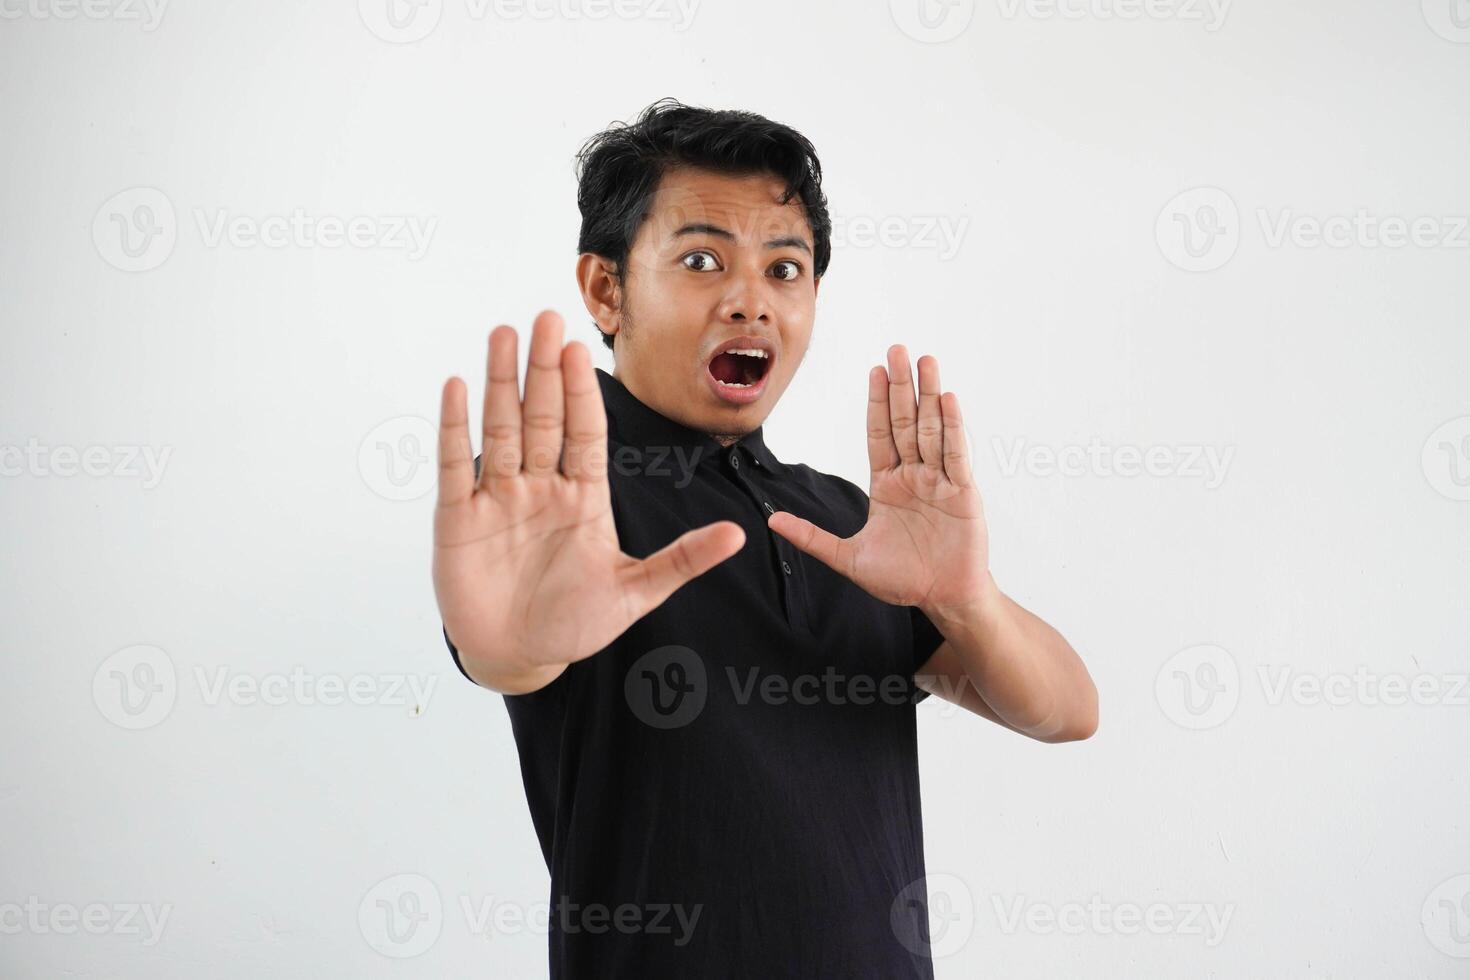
[432,310,746,694]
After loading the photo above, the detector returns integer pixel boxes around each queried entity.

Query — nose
[716,266,773,325]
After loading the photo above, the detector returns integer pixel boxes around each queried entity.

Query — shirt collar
[595,367,780,471]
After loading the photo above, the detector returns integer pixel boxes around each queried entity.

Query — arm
[916,578,1097,742]
[769,344,1097,743]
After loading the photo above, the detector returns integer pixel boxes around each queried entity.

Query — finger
[867,366,899,473]
[521,310,566,477]
[916,355,943,469]
[940,391,975,488]
[437,376,475,506]
[622,521,746,614]
[561,340,608,484]
[767,511,854,579]
[480,325,521,488]
[886,345,921,464]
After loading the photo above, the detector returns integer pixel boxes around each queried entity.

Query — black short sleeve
[910,605,945,704]
[442,625,475,684]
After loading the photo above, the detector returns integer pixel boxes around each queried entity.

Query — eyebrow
[671,222,812,256]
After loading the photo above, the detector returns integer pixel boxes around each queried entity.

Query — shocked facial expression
[592,167,820,440]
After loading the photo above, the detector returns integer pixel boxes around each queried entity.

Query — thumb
[622,520,746,615]
[767,511,853,577]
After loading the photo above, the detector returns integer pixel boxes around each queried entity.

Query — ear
[576,252,621,345]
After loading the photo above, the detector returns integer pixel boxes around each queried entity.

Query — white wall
[3,0,1468,976]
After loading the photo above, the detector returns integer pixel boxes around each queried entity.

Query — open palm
[432,311,745,693]
[768,346,990,619]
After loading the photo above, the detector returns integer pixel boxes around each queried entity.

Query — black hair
[574,98,832,351]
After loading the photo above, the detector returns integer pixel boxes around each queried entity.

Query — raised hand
[432,310,746,694]
[766,346,993,621]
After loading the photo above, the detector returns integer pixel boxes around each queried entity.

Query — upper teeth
[726,348,768,358]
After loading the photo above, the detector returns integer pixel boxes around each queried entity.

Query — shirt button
[753,457,763,467]
[730,452,740,470]
[762,501,774,515]
[781,560,793,575]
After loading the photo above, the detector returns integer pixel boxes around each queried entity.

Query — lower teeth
[717,379,751,388]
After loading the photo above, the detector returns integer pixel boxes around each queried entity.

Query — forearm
[924,575,1098,742]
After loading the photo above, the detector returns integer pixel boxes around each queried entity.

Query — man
[433,100,1097,978]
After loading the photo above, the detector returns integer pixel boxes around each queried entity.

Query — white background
[3,0,1469,976]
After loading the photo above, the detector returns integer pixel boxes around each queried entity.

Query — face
[579,167,820,441]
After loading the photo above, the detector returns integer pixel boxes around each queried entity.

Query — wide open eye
[682,250,720,272]
[771,259,802,281]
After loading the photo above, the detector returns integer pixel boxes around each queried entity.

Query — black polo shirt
[444,367,945,979]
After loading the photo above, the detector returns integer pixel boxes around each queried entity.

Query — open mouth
[707,347,773,389]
